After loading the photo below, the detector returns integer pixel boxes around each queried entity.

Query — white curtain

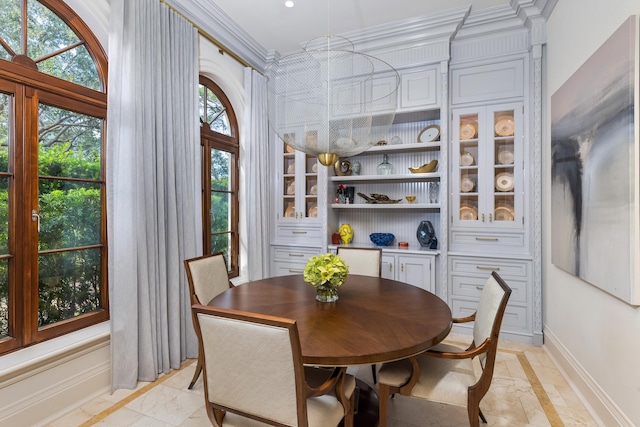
[243,69,272,280]
[107,0,201,390]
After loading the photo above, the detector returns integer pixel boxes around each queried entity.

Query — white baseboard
[544,327,634,427]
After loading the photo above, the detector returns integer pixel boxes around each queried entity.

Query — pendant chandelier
[266,36,400,166]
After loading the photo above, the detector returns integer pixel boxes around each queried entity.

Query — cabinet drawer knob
[476,265,500,271]
[388,263,393,272]
[475,237,498,241]
[288,253,304,257]
[476,286,484,291]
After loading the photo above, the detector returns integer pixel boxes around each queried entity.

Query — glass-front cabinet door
[452,103,523,229]
[278,130,321,223]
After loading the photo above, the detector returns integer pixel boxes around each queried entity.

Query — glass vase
[377,154,393,175]
[316,283,339,302]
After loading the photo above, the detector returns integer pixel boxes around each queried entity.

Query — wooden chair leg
[479,408,487,424]
[188,355,203,389]
[371,364,377,384]
[378,383,391,427]
[467,400,481,427]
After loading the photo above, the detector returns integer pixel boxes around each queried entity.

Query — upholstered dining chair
[184,252,233,389]
[191,304,356,427]
[336,246,382,383]
[377,271,512,427]
[336,246,382,277]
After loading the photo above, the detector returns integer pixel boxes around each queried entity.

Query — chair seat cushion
[378,343,478,407]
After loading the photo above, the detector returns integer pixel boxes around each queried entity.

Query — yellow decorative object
[408,159,438,174]
[339,224,354,244]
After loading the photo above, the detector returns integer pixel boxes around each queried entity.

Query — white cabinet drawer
[449,256,530,278]
[451,297,530,333]
[275,226,322,242]
[450,274,529,304]
[272,262,306,276]
[272,246,320,261]
[450,230,525,251]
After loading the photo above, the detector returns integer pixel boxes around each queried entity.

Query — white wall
[545,1,640,426]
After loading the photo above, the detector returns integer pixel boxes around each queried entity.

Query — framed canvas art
[551,15,639,305]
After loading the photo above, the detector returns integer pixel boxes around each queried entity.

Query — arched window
[0,0,108,355]
[199,76,239,278]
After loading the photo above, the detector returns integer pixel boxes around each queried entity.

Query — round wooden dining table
[208,274,452,426]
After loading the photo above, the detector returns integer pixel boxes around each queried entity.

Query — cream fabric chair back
[194,306,308,426]
[473,273,510,366]
[184,252,230,305]
[337,247,382,277]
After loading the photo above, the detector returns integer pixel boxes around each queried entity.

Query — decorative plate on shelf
[494,206,515,221]
[311,162,318,173]
[495,172,514,192]
[460,122,477,140]
[284,204,295,217]
[308,203,318,218]
[460,176,475,193]
[460,151,475,166]
[460,206,478,220]
[310,184,318,195]
[287,163,295,174]
[418,124,440,143]
[286,180,296,195]
[285,144,296,153]
[497,149,514,165]
[494,118,514,136]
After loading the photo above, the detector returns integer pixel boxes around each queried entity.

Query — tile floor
[48,334,599,427]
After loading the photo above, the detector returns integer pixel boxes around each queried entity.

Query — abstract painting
[551,16,639,305]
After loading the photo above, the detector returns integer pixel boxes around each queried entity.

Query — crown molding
[166,1,556,72]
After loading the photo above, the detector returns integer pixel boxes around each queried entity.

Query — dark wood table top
[208,274,452,366]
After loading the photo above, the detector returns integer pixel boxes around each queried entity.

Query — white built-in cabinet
[381,250,436,292]
[269,13,545,345]
[448,56,541,345]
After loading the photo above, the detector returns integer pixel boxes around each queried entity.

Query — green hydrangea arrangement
[303,253,349,287]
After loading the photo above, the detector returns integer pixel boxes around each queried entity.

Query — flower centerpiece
[303,253,349,302]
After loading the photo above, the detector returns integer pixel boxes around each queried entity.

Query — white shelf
[360,142,441,154]
[331,203,440,210]
[330,173,439,183]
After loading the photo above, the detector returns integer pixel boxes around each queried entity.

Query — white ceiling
[208,0,510,54]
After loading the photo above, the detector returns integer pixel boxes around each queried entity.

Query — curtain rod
[160,0,253,69]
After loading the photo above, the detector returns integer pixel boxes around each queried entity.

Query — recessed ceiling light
[284,1,294,7]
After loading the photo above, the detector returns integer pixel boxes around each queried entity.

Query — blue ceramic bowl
[370,233,395,246]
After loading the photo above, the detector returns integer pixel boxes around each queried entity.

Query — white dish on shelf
[494,206,515,221]
[418,124,440,143]
[460,206,478,220]
[311,162,318,173]
[310,184,318,195]
[460,176,475,193]
[495,118,514,136]
[390,135,403,145]
[460,151,475,166]
[308,203,318,218]
[286,180,296,195]
[287,163,295,174]
[284,204,295,217]
[497,149,514,165]
[460,122,477,140]
[495,172,514,192]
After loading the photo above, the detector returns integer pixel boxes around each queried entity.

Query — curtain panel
[243,69,272,281]
[107,0,201,390]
